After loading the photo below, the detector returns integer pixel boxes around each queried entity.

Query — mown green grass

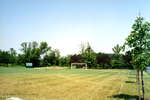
[0,67,149,100]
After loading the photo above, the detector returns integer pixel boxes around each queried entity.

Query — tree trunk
[136,70,138,83]
[137,69,141,100]
[141,71,144,100]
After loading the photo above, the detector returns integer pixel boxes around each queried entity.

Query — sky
[1,0,150,56]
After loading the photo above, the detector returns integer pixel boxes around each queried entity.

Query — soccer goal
[71,63,87,69]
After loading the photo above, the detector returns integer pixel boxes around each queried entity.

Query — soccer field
[0,67,149,100]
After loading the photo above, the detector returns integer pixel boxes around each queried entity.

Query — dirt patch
[6,97,23,100]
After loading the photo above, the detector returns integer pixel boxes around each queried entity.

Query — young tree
[112,44,125,68]
[123,16,150,100]
[112,44,121,55]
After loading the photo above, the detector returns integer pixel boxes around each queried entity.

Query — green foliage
[0,50,10,66]
[96,53,111,68]
[122,53,132,68]
[0,48,17,66]
[0,40,136,69]
[9,48,17,64]
[112,44,121,55]
[20,41,51,67]
[123,17,150,71]
[110,59,126,68]
[43,49,60,66]
[40,42,51,54]
[80,42,97,68]
[59,55,71,67]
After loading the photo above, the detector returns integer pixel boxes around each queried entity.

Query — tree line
[0,41,132,69]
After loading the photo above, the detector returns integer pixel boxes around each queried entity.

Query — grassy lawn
[0,67,149,100]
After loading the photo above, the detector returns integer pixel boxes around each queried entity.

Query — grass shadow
[125,81,136,83]
[110,94,139,100]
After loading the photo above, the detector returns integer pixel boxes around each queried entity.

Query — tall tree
[20,41,52,67]
[21,42,31,63]
[54,49,60,65]
[80,42,96,68]
[79,42,86,54]
[21,42,28,54]
[43,49,60,66]
[123,16,150,100]
[20,41,40,67]
[9,48,17,64]
[40,42,51,55]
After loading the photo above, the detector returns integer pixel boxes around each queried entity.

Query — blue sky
[1,0,150,56]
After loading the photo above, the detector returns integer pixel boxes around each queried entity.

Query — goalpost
[71,63,87,69]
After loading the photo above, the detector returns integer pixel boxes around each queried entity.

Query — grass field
[0,67,150,100]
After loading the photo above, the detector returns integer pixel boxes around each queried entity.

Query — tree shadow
[110,94,139,100]
[125,81,135,83]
